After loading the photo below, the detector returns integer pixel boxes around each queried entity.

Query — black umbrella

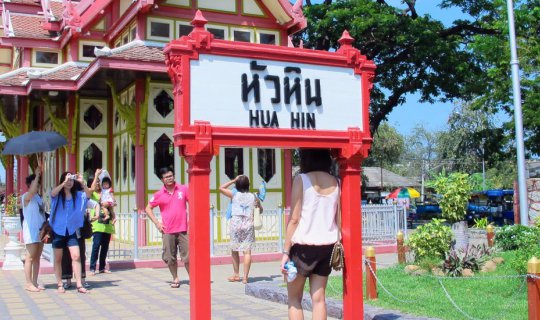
[2,131,67,155]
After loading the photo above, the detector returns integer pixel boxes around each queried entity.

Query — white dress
[229,193,256,251]
[22,193,45,244]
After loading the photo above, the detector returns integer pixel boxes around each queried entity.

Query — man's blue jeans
[90,232,111,272]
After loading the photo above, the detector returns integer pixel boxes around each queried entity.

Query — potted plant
[430,172,472,250]
[2,193,21,229]
[2,193,24,270]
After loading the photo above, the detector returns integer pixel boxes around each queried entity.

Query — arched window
[258,149,276,182]
[115,145,120,185]
[224,148,243,180]
[83,143,102,181]
[123,142,128,183]
[154,134,174,179]
[131,143,136,182]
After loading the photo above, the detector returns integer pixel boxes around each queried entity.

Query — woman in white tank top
[281,149,340,320]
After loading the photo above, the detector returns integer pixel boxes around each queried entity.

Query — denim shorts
[52,231,79,249]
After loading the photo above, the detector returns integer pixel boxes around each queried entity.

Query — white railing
[35,204,406,262]
[361,204,407,245]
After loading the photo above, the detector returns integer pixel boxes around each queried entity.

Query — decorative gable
[197,0,236,13]
[243,0,264,16]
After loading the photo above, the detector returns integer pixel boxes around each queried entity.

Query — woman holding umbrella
[21,167,46,292]
[50,172,93,294]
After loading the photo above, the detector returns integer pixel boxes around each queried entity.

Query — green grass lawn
[323,251,528,320]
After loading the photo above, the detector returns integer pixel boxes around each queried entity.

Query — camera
[68,174,77,180]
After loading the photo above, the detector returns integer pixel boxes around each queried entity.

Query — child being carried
[98,170,116,224]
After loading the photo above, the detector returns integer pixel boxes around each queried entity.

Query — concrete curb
[245,280,440,320]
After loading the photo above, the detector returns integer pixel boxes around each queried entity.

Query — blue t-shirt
[50,191,89,236]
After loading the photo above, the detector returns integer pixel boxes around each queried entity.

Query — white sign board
[190,54,363,131]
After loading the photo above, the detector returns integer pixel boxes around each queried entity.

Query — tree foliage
[301,0,538,155]
[300,0,496,134]
[364,122,405,167]
[459,0,540,154]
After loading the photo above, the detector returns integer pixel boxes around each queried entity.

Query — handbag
[253,193,263,231]
[39,221,52,244]
[80,214,93,239]
[330,184,344,271]
[38,200,52,244]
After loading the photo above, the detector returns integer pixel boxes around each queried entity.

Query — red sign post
[164,11,376,320]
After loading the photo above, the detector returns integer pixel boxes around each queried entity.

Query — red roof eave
[0,86,27,95]
[3,2,41,15]
[27,80,77,92]
[0,36,61,49]
[77,57,166,88]
[0,57,166,97]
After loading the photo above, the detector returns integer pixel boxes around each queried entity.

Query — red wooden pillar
[183,128,213,320]
[528,257,540,320]
[5,156,14,196]
[283,149,293,209]
[67,94,77,172]
[338,152,364,319]
[135,77,147,246]
[18,98,29,193]
[19,156,29,193]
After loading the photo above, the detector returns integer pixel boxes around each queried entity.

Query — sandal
[25,285,41,293]
[100,269,112,274]
[57,285,65,294]
[242,278,248,284]
[76,287,89,294]
[227,276,240,282]
[170,282,181,288]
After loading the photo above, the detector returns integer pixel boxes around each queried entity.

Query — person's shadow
[246,274,282,283]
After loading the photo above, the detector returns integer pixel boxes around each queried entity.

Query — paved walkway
[0,234,401,319]
[0,262,319,319]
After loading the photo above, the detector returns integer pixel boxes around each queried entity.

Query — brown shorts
[290,243,335,277]
[162,232,189,266]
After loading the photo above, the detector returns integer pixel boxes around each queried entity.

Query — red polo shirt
[149,183,189,234]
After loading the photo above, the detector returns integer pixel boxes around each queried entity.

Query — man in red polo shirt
[145,167,189,288]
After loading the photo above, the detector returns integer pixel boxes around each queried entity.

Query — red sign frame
[164,10,376,320]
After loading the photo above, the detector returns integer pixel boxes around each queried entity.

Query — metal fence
[361,204,408,246]
[35,204,406,262]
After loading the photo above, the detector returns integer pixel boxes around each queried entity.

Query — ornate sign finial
[191,10,208,31]
[338,30,354,48]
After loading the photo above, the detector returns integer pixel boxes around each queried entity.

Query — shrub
[509,245,540,274]
[407,218,453,261]
[429,172,472,223]
[442,244,493,277]
[494,225,540,251]
[473,217,489,229]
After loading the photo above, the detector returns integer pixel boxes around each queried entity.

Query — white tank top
[291,173,340,245]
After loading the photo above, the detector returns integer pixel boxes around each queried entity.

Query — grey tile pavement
[1,233,428,319]
[0,260,332,319]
